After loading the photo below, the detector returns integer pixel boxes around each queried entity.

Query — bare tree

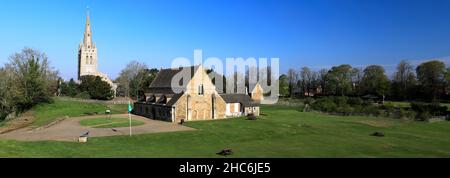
[394,60,415,89]
[287,68,297,97]
[299,67,312,96]
[351,67,363,96]
[391,60,417,100]
[116,61,148,97]
[318,69,328,94]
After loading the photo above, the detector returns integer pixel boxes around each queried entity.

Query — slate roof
[166,93,184,106]
[147,66,199,94]
[147,66,228,94]
[219,94,260,107]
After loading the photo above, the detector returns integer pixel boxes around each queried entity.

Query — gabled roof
[219,94,260,107]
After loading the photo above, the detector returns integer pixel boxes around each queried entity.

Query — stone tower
[76,9,118,96]
[78,10,98,80]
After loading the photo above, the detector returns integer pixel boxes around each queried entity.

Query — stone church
[78,11,117,94]
[133,65,263,123]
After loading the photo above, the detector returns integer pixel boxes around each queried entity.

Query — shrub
[361,105,379,116]
[416,111,432,121]
[337,105,353,116]
[411,102,447,116]
[363,99,374,106]
[381,105,397,117]
[334,96,348,106]
[247,114,257,120]
[304,97,314,105]
[396,108,416,119]
[309,96,421,120]
[75,91,91,99]
[312,97,337,112]
[348,97,363,106]
[376,110,386,117]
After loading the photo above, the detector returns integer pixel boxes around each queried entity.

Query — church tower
[78,10,98,80]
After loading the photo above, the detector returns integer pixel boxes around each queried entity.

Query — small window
[198,84,204,95]
[179,79,183,86]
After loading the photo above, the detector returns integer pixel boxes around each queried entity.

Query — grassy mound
[31,98,128,127]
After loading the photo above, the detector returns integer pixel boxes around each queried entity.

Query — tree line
[279,60,450,102]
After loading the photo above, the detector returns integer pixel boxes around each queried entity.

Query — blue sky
[1,0,450,80]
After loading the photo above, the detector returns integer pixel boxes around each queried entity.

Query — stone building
[78,10,117,95]
[133,65,262,123]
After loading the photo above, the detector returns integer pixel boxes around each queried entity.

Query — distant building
[77,10,117,95]
[293,86,322,97]
[133,65,262,123]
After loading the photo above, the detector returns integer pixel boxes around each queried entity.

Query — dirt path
[0,114,195,142]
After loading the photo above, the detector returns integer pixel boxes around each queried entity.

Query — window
[179,79,183,86]
[198,84,204,95]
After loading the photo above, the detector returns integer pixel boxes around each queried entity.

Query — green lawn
[385,101,450,110]
[1,104,450,157]
[31,98,128,127]
[79,117,144,128]
[384,101,411,107]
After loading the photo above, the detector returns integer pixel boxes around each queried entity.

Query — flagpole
[128,100,133,137]
[129,112,132,136]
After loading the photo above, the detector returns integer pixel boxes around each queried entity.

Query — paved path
[0,114,195,142]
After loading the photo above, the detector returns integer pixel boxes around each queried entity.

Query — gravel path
[0,114,195,142]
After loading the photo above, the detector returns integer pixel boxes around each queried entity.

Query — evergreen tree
[80,75,114,100]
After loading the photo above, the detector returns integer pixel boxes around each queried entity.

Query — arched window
[86,56,89,64]
[90,56,93,64]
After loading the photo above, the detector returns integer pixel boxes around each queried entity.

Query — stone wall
[172,66,227,123]
[251,84,264,102]
[172,93,227,123]
[133,103,173,122]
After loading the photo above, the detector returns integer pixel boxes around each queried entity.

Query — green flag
[128,101,133,113]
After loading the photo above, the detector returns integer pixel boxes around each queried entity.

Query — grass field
[1,103,450,158]
[79,117,144,128]
[31,98,128,127]
[385,101,450,109]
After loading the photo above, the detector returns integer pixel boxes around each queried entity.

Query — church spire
[83,8,93,48]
